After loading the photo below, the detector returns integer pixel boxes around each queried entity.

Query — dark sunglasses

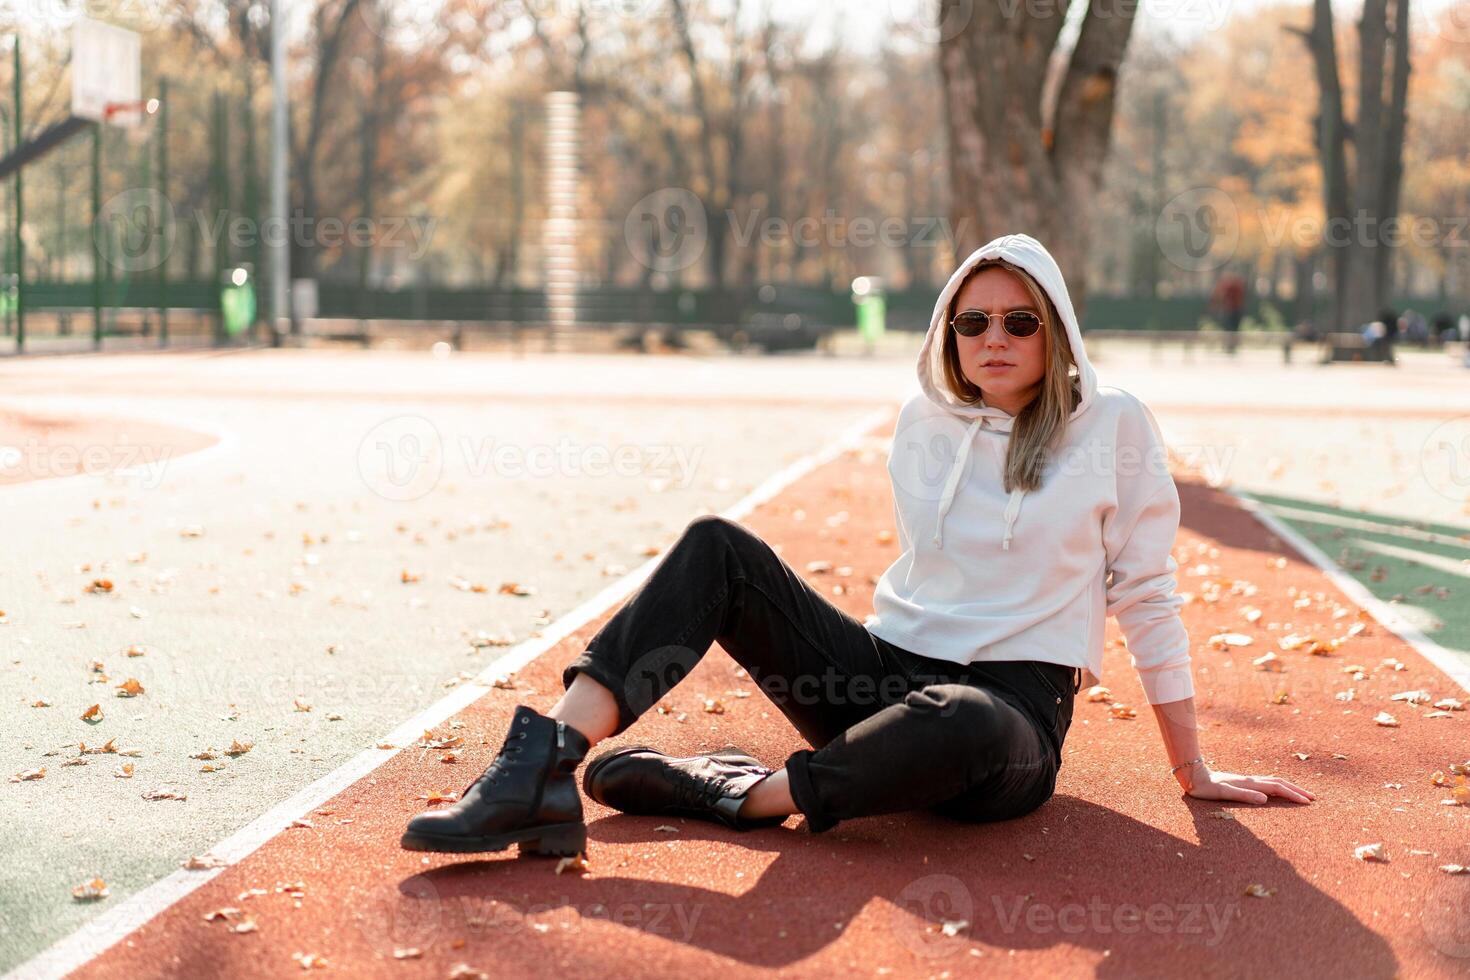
[950,308,1043,338]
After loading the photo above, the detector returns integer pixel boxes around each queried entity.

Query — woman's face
[951,266,1048,416]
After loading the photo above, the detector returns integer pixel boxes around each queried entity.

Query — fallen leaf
[555,853,589,875]
[939,919,969,937]
[498,582,536,596]
[71,877,109,901]
[1354,842,1389,862]
[182,854,229,870]
[10,767,45,782]
[115,678,144,698]
[80,703,102,722]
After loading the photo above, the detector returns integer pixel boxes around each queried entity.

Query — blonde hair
[939,258,1081,493]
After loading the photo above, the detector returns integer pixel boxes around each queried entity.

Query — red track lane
[73,419,1470,979]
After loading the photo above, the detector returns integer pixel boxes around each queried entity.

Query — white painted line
[4,403,897,980]
[1350,538,1470,580]
[1231,488,1470,697]
[1259,502,1470,550]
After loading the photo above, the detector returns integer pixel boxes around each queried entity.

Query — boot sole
[582,744,763,806]
[398,820,587,857]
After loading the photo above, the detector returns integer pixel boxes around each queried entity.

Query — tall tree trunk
[1289,0,1411,330]
[1287,0,1352,330]
[938,0,1140,324]
[1373,0,1411,306]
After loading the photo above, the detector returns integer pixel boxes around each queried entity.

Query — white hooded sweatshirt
[866,233,1195,705]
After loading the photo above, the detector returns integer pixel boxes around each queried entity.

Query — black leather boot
[582,744,787,831]
[400,705,591,855]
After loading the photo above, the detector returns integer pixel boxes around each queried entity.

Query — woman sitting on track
[400,233,1314,857]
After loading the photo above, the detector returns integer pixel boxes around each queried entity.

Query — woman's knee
[933,771,1054,824]
[901,683,1008,755]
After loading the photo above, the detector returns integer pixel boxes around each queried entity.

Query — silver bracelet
[1170,756,1205,774]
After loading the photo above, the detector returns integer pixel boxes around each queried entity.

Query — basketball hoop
[102,99,158,141]
[103,99,158,121]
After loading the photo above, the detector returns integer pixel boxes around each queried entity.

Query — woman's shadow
[397,792,1397,976]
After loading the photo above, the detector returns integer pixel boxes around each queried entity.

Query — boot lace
[670,768,732,811]
[471,731,527,791]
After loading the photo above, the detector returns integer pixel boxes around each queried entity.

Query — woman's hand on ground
[1182,765,1316,804]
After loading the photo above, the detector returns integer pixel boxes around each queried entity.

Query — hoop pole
[92,121,101,349]
[269,0,291,341]
[158,77,168,346]
[13,35,23,351]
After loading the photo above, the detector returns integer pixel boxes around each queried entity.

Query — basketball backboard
[72,17,142,128]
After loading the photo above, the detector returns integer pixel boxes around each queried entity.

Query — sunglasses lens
[1005,313,1042,337]
[952,312,987,336]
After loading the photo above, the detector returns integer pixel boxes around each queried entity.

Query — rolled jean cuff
[561,648,639,737]
[783,748,839,834]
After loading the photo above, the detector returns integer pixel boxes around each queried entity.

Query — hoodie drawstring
[1001,486,1025,550]
[930,417,1027,551]
[930,417,983,549]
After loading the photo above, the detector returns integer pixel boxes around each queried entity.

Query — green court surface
[1251,489,1470,667]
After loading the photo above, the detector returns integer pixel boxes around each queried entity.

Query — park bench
[1318,331,1395,365]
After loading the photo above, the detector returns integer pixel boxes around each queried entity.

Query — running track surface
[57,414,1470,979]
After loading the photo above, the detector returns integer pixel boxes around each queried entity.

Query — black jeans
[561,515,1080,833]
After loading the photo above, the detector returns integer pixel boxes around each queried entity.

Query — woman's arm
[1153,694,1315,804]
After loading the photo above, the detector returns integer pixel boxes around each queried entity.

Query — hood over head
[915,233,1098,550]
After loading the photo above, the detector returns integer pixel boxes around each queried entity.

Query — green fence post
[13,35,23,352]
[158,77,169,347]
[92,121,102,349]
